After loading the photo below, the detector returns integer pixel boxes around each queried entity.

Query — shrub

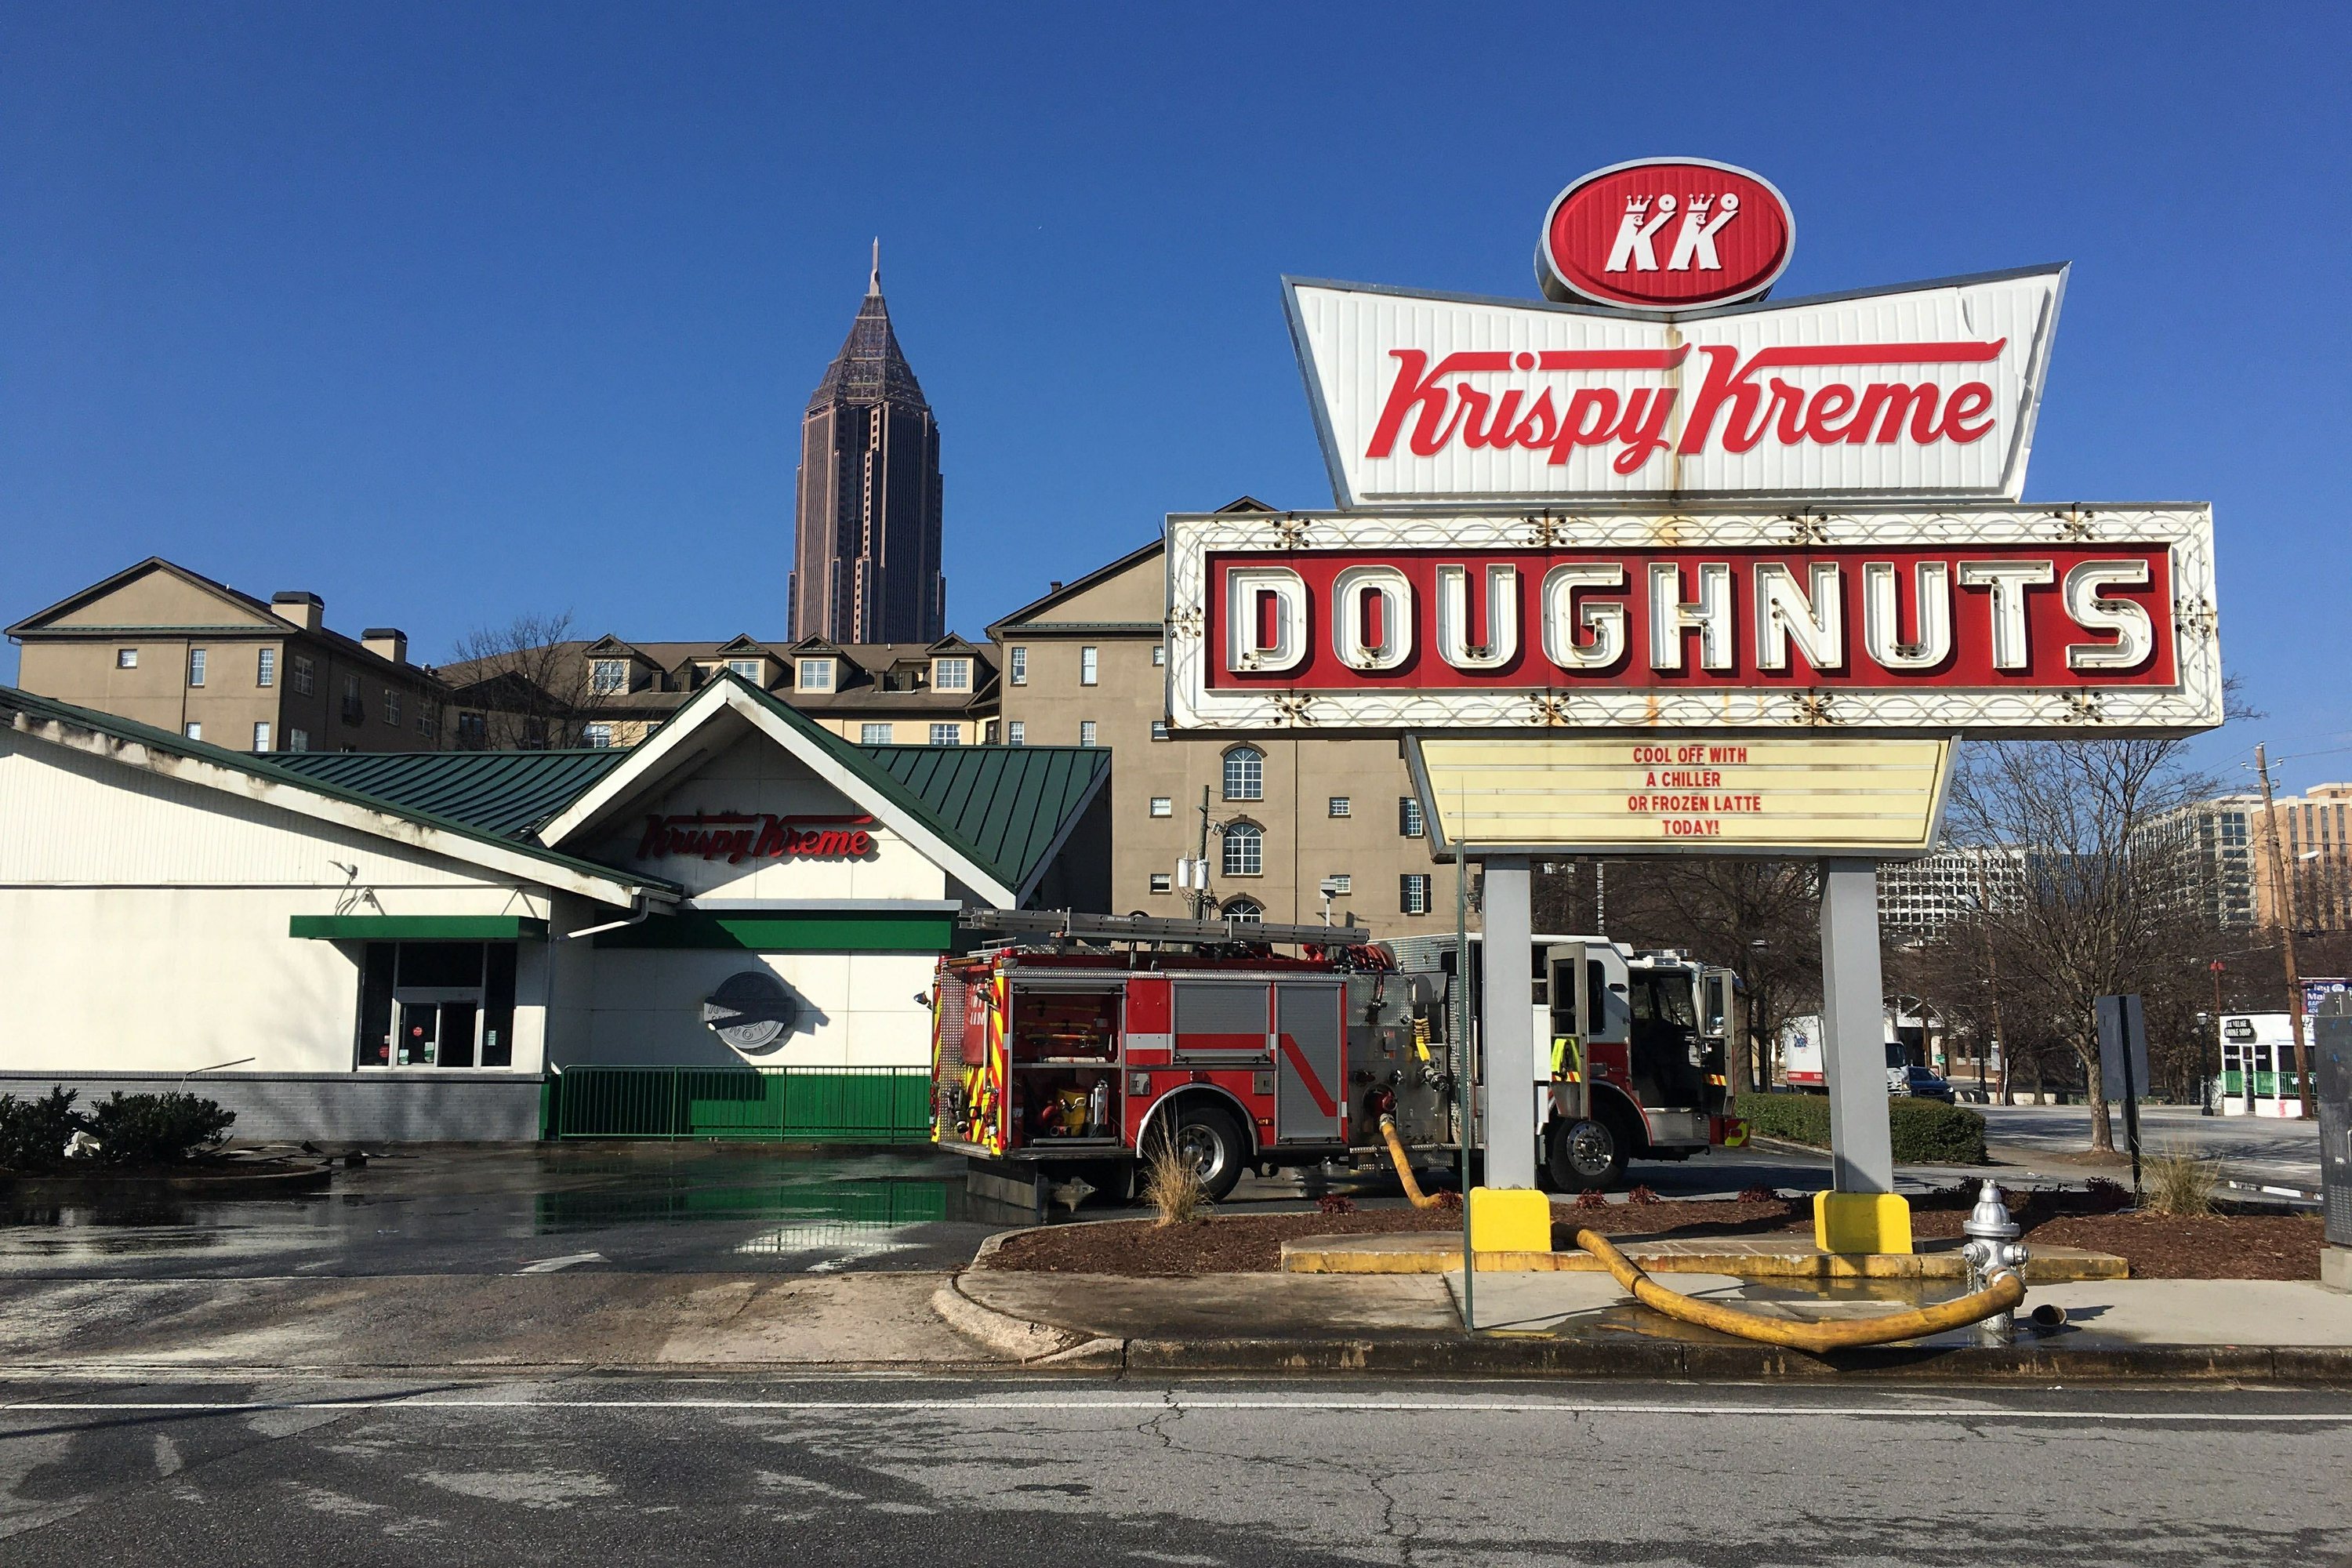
[2143,1151,2219,1218]
[83,1093,237,1167]
[0,1088,85,1172]
[1736,1091,1987,1166]
[2082,1177,2132,1213]
[1433,1188,1462,1210]
[1142,1141,1209,1227]
[1737,1185,1780,1203]
[1627,1185,1661,1205]
[1316,1193,1358,1216]
[1574,1188,1609,1210]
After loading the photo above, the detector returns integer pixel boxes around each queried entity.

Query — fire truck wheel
[1547,1115,1628,1192]
[1168,1104,1249,1202]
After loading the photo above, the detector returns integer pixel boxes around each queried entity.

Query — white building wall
[0,730,557,1076]
[576,949,935,1069]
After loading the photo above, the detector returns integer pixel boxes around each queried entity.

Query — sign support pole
[1818,858,1897,1200]
[1480,855,1537,1190]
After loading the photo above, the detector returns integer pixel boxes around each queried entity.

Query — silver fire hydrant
[1959,1178,2029,1345]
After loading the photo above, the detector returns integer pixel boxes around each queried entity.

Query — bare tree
[443,612,604,750]
[1941,735,2220,1152]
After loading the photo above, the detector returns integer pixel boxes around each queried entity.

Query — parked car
[1898,1064,1957,1103]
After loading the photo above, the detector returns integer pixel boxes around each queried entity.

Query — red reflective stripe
[1276,1033,1338,1118]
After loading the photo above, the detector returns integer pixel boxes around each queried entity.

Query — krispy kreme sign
[1536,158,1795,310]
[1163,507,2220,736]
[637,811,876,864]
[1285,267,2063,507]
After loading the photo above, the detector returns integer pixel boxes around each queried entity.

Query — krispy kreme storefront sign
[636,811,877,864]
[1165,506,2220,736]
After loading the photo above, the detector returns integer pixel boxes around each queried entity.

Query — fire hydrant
[1959,1178,2029,1345]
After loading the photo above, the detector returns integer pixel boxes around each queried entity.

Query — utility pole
[1192,785,1213,921]
[1971,847,2007,1105]
[2255,744,2316,1119]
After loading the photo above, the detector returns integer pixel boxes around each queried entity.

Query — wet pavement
[0,1136,2053,1283]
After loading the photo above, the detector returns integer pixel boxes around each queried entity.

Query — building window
[342,673,364,724]
[1400,797,1425,838]
[583,723,614,749]
[187,648,206,687]
[1150,873,1173,895]
[292,656,314,695]
[183,721,202,741]
[1006,720,1025,746]
[256,648,276,687]
[934,657,971,691]
[1401,874,1433,915]
[1079,720,1098,746]
[1152,644,1167,667]
[416,708,435,738]
[115,648,138,669]
[590,659,629,694]
[1221,897,1264,924]
[983,720,1000,743]
[929,723,963,746]
[1150,797,1174,818]
[1329,796,1352,818]
[727,659,764,682]
[1327,874,1352,895]
[1222,821,1263,877]
[1223,745,1264,801]
[454,713,484,748]
[384,690,401,728]
[289,727,311,752]
[1008,646,1027,685]
[252,721,272,752]
[1150,719,1171,740]
[796,658,834,692]
[1080,646,1098,686]
[862,723,894,745]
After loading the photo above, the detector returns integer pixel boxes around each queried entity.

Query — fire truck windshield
[1631,971,1696,1029]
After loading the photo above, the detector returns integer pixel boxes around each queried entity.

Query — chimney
[361,627,408,666]
[1048,581,1063,593]
[271,591,325,632]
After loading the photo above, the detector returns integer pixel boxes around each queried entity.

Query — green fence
[545,1065,935,1142]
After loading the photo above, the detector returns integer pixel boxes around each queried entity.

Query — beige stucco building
[989,510,1468,934]
[8,558,449,756]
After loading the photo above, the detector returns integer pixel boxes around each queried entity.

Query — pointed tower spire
[868,237,880,296]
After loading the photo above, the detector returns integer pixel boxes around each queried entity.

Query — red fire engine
[930,909,1746,1206]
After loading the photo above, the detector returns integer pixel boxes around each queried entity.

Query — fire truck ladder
[961,908,1372,949]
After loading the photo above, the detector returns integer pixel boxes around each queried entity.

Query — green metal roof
[0,685,675,896]
[270,748,628,837]
[863,742,1111,896]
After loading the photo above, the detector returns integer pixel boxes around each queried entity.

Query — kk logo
[1605,193,1742,275]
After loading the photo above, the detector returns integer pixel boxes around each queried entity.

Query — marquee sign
[1283,265,2065,508]
[1536,157,1795,310]
[1406,735,1953,857]
[1163,505,2220,736]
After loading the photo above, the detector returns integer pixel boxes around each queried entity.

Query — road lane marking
[0,1398,2344,1423]
[515,1253,607,1274]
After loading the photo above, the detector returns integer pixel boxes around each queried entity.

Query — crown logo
[1624,195,1651,216]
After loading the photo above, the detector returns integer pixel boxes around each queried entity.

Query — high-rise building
[2250,782,2352,932]
[789,245,946,644]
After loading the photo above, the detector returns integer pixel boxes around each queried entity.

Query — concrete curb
[932,1236,1127,1365]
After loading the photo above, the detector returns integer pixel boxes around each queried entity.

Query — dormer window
[933,656,971,692]
[727,658,764,682]
[590,659,630,694]
[796,658,835,692]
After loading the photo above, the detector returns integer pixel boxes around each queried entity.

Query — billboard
[1164,503,2220,736]
[1283,266,2065,508]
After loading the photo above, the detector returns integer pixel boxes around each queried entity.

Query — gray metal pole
[1819,857,1896,1195]
[1482,855,1537,1189]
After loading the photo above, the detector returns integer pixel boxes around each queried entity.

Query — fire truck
[928,909,1746,1204]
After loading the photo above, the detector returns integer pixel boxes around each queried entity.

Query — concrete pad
[2023,1279,2352,1347]
[1446,1269,1729,1334]
[954,1269,1459,1339]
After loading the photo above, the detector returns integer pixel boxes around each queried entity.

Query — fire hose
[1376,1115,1445,1210]
[1573,1228,2027,1352]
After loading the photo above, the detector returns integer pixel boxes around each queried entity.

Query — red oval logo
[1537,158,1795,311]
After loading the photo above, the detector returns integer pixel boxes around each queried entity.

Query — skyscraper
[789,245,946,644]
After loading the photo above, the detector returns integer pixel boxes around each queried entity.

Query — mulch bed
[983,1187,2328,1280]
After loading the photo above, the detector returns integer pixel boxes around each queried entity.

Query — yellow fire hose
[1573,1228,2027,1352]
[1376,1115,1445,1209]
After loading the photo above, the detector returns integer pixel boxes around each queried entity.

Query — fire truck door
[1273,983,1345,1143]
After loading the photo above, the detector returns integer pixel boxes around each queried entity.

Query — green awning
[592,911,953,953]
[289,915,549,941]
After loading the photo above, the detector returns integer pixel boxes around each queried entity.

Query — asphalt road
[1977,1103,2321,1190]
[0,1375,2343,1566]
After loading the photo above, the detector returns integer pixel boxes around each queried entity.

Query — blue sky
[5,2,2346,789]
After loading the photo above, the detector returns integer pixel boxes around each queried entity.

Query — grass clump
[2143,1149,2220,1217]
[1143,1140,1210,1227]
